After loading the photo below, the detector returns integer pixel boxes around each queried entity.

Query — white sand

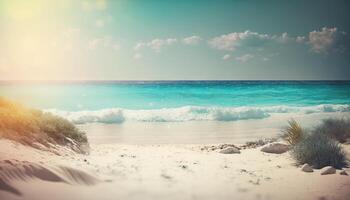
[1,139,349,200]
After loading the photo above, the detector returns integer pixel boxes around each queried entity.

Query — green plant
[0,97,89,153]
[281,119,303,145]
[291,133,347,169]
[313,118,350,143]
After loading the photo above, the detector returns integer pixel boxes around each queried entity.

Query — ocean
[1,81,350,143]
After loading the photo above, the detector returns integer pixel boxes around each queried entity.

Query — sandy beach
[1,0,350,199]
[1,138,349,200]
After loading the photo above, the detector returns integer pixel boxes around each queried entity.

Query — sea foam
[46,104,350,124]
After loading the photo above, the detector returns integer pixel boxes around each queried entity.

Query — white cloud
[88,37,120,51]
[222,54,231,60]
[209,31,272,51]
[308,27,342,54]
[182,35,202,45]
[277,32,290,43]
[134,43,145,51]
[296,36,306,43]
[134,38,177,52]
[235,54,254,62]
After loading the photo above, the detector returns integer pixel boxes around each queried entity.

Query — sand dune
[0,159,98,196]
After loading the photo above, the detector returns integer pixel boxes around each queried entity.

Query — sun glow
[2,0,45,21]
[0,0,74,80]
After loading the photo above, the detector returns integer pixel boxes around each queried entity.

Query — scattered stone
[161,174,172,179]
[249,178,260,185]
[260,143,289,154]
[276,165,282,168]
[201,144,240,152]
[241,138,276,149]
[320,166,336,175]
[219,147,241,154]
[301,164,313,172]
[340,170,348,176]
[179,165,188,169]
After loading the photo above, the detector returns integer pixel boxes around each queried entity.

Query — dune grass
[0,97,88,153]
[282,118,348,169]
[313,118,350,143]
[281,119,304,145]
[291,133,347,169]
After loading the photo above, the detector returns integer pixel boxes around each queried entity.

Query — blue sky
[0,0,349,80]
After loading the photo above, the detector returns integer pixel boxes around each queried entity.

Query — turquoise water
[1,81,350,123]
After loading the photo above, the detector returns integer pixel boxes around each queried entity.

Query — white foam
[45,104,350,124]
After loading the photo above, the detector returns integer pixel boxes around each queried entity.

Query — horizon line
[1,79,350,82]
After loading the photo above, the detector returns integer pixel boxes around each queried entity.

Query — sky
[0,0,349,80]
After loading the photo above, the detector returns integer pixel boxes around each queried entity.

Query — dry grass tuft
[281,119,303,145]
[0,97,89,153]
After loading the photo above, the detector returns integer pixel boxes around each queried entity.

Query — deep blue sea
[1,81,350,124]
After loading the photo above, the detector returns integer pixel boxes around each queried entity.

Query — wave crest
[46,104,350,124]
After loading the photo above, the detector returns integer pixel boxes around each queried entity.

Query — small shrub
[291,133,347,169]
[281,119,303,145]
[313,118,350,143]
[0,97,89,153]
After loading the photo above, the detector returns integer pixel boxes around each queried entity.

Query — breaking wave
[45,104,350,124]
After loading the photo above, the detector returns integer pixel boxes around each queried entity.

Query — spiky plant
[313,118,350,143]
[281,119,303,145]
[291,133,347,169]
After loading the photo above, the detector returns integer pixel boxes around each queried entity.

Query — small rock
[179,165,188,169]
[340,170,348,176]
[219,147,241,154]
[301,164,313,172]
[320,166,336,175]
[161,174,172,179]
[260,143,289,154]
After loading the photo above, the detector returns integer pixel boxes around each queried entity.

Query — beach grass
[281,119,304,145]
[282,118,348,169]
[0,97,88,153]
[313,118,350,143]
[291,133,347,169]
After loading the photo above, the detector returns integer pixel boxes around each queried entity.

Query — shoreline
[79,112,349,145]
